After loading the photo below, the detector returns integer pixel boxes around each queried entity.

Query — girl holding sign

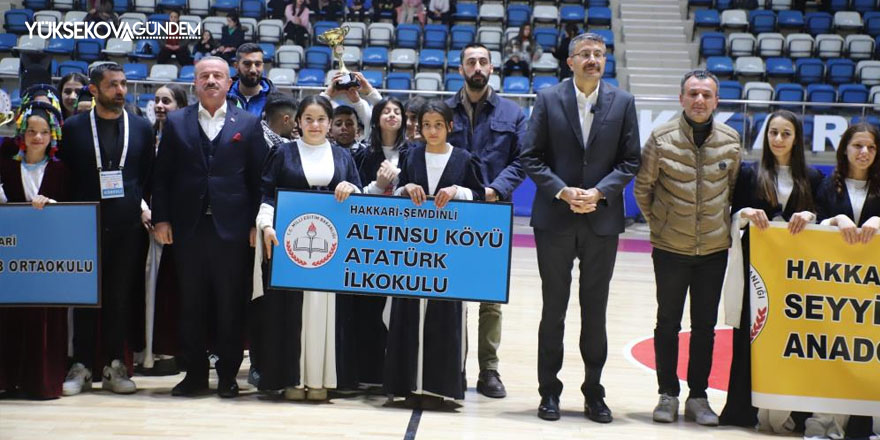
[385,100,484,409]
[351,97,409,388]
[255,95,362,401]
[721,110,823,432]
[0,101,70,399]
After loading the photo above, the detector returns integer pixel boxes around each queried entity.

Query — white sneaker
[284,387,305,401]
[684,397,719,426]
[62,363,92,396]
[102,360,136,394]
[652,394,679,423]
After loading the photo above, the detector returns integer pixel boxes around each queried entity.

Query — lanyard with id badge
[90,108,129,199]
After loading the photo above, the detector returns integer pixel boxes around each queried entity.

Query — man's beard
[465,73,487,90]
[98,93,123,112]
[239,73,261,88]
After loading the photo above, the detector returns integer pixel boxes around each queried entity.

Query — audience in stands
[426,0,451,25]
[373,0,398,24]
[192,31,219,63]
[503,24,541,78]
[347,0,371,23]
[556,23,580,80]
[157,10,193,67]
[398,0,426,26]
[285,0,312,47]
[84,0,119,26]
[215,13,246,64]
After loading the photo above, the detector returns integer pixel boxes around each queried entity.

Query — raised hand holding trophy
[317,25,361,90]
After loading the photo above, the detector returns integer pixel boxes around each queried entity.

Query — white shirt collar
[198,101,228,120]
[573,79,600,107]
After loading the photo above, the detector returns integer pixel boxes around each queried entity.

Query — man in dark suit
[59,63,154,396]
[151,56,268,398]
[521,33,641,423]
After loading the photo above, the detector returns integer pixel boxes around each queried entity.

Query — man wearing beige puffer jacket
[634,70,742,428]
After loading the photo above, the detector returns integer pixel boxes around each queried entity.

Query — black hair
[58,72,88,92]
[756,110,813,212]
[89,62,124,86]
[680,69,720,95]
[295,95,333,135]
[459,43,490,65]
[833,123,880,197]
[227,12,241,27]
[236,42,263,59]
[332,105,357,119]
[418,99,454,135]
[264,92,297,122]
[368,97,406,152]
[404,95,428,115]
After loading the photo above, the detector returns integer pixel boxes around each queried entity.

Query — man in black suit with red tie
[151,56,268,398]
[521,33,641,423]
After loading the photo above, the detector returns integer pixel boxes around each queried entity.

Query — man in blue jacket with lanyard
[59,63,154,396]
[228,43,276,118]
[446,42,527,399]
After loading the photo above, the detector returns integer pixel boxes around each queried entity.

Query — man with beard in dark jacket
[228,43,276,118]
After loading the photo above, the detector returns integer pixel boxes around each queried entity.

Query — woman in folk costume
[720,110,822,433]
[384,100,484,409]
[139,84,190,376]
[254,95,362,401]
[810,123,880,440]
[350,97,409,389]
[0,101,70,399]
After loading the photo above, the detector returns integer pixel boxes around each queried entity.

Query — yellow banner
[749,223,880,416]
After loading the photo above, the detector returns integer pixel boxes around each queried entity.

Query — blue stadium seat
[362,47,388,68]
[851,115,880,129]
[588,0,609,6]
[114,0,129,14]
[10,89,21,108]
[0,34,17,52]
[560,6,585,24]
[774,83,805,108]
[44,38,75,55]
[386,72,412,90]
[259,42,275,63]
[503,76,530,93]
[148,13,170,26]
[123,63,148,80]
[752,113,768,142]
[766,57,795,79]
[701,32,727,57]
[533,76,559,92]
[361,70,383,88]
[450,25,476,50]
[865,12,880,37]
[423,24,448,49]
[689,0,713,6]
[604,54,616,78]
[719,80,743,101]
[396,24,421,49]
[445,73,464,91]
[178,65,195,81]
[129,40,159,61]
[805,12,832,36]
[826,0,849,11]
[796,58,824,84]
[419,49,445,69]
[23,0,49,9]
[446,50,461,70]
[778,10,804,31]
[137,93,155,110]
[853,0,879,13]
[213,0,241,13]
[726,113,745,139]
[241,0,265,19]
[507,5,531,28]
[826,58,855,85]
[453,3,478,22]
[158,0,186,10]
[588,7,612,26]
[4,9,33,34]
[75,39,105,62]
[806,83,836,110]
[313,21,339,45]
[534,28,558,52]
[749,10,776,34]
[296,68,324,86]
[57,60,88,76]
[706,56,734,76]
[305,46,332,70]
[694,10,721,29]
[594,29,614,51]
[839,83,869,103]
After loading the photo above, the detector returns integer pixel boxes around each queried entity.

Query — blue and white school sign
[269,191,512,303]
[0,203,100,306]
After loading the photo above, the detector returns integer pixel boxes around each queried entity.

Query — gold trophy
[317,26,360,90]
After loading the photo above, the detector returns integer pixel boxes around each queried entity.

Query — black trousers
[174,215,251,382]
[157,46,192,66]
[535,223,618,400]
[652,247,727,399]
[73,224,146,369]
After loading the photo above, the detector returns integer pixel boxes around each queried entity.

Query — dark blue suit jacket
[397,144,485,200]
[816,175,880,226]
[59,111,154,231]
[151,103,268,243]
[260,140,363,206]
[521,79,641,235]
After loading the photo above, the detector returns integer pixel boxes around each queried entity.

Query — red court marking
[512,234,653,253]
[629,329,733,392]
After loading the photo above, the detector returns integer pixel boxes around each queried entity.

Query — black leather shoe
[585,397,613,423]
[217,379,239,398]
[476,370,507,398]
[171,376,208,397]
[537,395,561,421]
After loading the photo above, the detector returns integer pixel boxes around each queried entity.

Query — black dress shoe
[171,376,208,397]
[585,397,613,423]
[217,379,239,398]
[537,395,561,421]
[477,370,507,398]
